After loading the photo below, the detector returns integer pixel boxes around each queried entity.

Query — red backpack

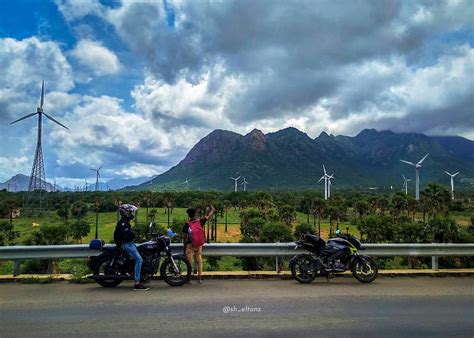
[188,219,206,247]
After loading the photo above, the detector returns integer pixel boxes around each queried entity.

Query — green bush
[293,223,316,240]
[261,222,293,243]
[359,215,398,243]
[68,220,90,243]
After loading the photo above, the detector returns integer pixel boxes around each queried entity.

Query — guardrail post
[431,256,439,271]
[13,260,20,276]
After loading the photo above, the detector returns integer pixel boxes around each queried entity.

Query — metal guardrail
[1,243,474,260]
[1,243,473,274]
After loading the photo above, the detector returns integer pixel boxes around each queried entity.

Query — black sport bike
[89,226,191,287]
[290,232,378,283]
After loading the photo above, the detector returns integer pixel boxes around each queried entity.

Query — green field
[5,208,353,244]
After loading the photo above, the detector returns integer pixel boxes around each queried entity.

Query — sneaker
[133,283,150,291]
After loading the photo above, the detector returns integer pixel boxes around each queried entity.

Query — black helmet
[119,204,138,219]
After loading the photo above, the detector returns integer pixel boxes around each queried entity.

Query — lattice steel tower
[10,81,68,207]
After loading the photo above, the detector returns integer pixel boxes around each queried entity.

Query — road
[1,277,473,337]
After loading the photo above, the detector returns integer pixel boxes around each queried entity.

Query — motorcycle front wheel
[352,256,378,283]
[290,255,317,283]
[160,255,192,286]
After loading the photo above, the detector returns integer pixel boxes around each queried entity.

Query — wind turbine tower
[241,177,249,192]
[318,165,332,200]
[90,165,103,191]
[402,175,411,195]
[400,153,429,201]
[10,81,68,207]
[183,178,191,190]
[230,176,241,192]
[444,171,460,200]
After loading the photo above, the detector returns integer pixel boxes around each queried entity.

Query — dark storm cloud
[64,0,474,137]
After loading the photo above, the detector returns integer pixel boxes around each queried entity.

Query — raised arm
[205,205,216,221]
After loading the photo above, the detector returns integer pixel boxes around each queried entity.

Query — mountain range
[137,128,474,192]
[0,174,55,192]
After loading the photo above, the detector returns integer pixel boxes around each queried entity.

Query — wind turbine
[10,81,68,206]
[241,177,249,191]
[327,173,334,198]
[400,153,429,200]
[444,171,460,200]
[230,176,241,192]
[402,175,411,195]
[90,165,103,191]
[318,165,332,200]
[182,178,191,190]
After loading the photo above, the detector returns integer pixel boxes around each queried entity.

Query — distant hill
[136,128,474,191]
[0,174,54,192]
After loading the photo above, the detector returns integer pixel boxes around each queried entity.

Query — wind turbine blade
[89,169,95,172]
[40,81,45,108]
[453,172,460,176]
[402,174,406,180]
[236,176,241,180]
[400,160,415,166]
[99,165,103,171]
[318,176,325,183]
[230,177,235,180]
[445,171,452,176]
[417,153,429,165]
[43,113,69,130]
[10,112,38,124]
[323,165,327,175]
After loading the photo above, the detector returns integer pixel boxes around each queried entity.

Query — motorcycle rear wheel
[290,255,317,283]
[93,255,123,288]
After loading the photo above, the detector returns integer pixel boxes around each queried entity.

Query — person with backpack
[182,205,215,284]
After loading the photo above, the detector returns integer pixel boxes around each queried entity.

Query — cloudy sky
[0,0,472,187]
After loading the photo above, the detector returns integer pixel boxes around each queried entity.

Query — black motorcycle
[290,231,378,283]
[89,226,191,287]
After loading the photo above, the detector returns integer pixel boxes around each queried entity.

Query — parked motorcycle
[290,230,378,283]
[88,225,191,287]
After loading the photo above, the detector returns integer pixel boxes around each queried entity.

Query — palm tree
[114,193,122,222]
[426,217,459,243]
[311,198,326,236]
[422,183,451,219]
[223,200,231,232]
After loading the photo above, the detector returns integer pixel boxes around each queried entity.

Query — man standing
[114,204,149,291]
[182,205,215,283]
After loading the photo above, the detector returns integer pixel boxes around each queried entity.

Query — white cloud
[115,164,167,179]
[0,156,30,182]
[55,0,105,22]
[132,64,242,129]
[48,94,207,178]
[0,37,74,92]
[71,39,121,76]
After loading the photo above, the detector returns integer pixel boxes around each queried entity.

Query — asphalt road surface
[1,277,473,337]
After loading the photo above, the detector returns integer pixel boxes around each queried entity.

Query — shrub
[68,220,90,243]
[293,223,316,240]
[261,222,293,243]
[359,215,398,243]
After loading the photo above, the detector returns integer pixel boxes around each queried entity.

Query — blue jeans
[122,242,143,283]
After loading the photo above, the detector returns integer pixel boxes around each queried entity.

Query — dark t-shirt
[182,217,207,244]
